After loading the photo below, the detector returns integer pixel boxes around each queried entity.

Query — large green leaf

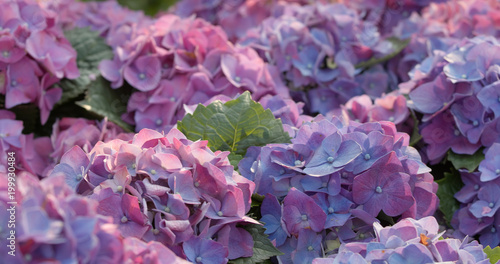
[354,37,410,70]
[76,77,133,132]
[484,246,500,264]
[447,149,485,172]
[230,224,283,264]
[57,27,113,106]
[436,172,463,225]
[177,91,291,163]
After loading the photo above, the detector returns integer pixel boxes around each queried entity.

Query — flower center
[217,211,223,217]
[116,185,123,192]
[121,216,128,223]
[196,256,202,263]
[150,169,157,175]
[496,169,500,175]
[327,156,334,163]
[307,246,314,251]
[75,174,83,181]
[388,116,394,122]
[474,184,479,190]
[461,74,467,79]
[139,73,146,80]
[131,163,136,169]
[194,182,200,187]
[164,207,171,213]
[294,160,302,166]
[156,119,162,126]
[454,129,461,136]
[301,214,308,221]
[472,120,479,127]
[364,154,371,160]
[307,63,313,69]
[153,229,160,235]
[280,169,285,175]
[11,80,17,87]
[492,227,497,233]
[375,186,382,193]
[489,202,495,208]
[2,50,9,58]
[234,76,241,82]
[328,207,334,214]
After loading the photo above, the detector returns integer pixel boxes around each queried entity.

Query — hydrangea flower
[0,171,123,264]
[0,0,79,124]
[50,127,258,261]
[452,144,500,247]
[313,216,492,264]
[237,2,401,116]
[82,8,289,132]
[240,114,438,263]
[400,36,500,163]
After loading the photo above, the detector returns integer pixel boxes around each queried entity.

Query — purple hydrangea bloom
[50,127,258,261]
[314,216,491,264]
[0,0,79,124]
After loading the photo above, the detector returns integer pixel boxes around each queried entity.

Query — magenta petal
[124,55,161,91]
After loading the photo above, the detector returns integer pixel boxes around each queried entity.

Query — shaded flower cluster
[238,2,397,116]
[50,128,259,262]
[312,216,491,264]
[0,112,130,178]
[172,0,327,42]
[452,143,500,248]
[0,110,52,176]
[0,0,79,124]
[390,0,500,83]
[401,36,500,163]
[340,0,448,35]
[239,115,438,263]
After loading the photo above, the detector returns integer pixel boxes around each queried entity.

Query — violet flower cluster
[50,128,259,262]
[400,36,500,163]
[239,115,438,263]
[238,2,397,116]
[312,216,491,264]
[172,0,327,42]
[390,0,500,83]
[0,110,129,178]
[0,0,79,124]
[452,143,500,248]
[0,171,190,264]
[77,3,289,132]
[340,0,447,35]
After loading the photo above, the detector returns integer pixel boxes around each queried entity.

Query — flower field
[2,0,500,263]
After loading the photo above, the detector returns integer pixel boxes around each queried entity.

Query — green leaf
[57,27,113,106]
[409,110,422,146]
[229,153,243,171]
[354,37,410,69]
[447,149,485,172]
[177,91,291,165]
[76,77,133,132]
[230,224,283,264]
[436,172,463,225]
[484,246,500,264]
